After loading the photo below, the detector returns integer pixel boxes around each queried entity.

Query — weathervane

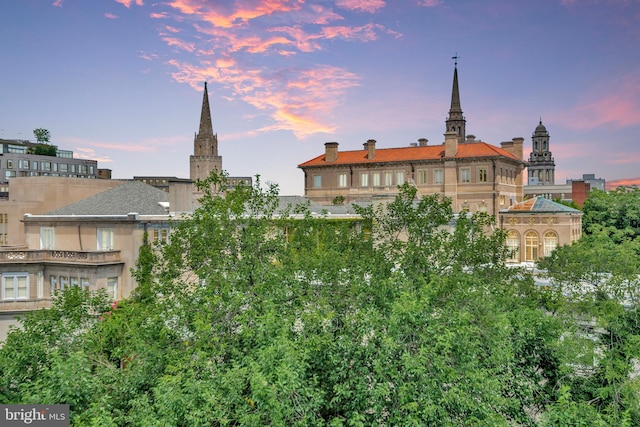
[452,53,460,67]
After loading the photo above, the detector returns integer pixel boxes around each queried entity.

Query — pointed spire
[445,57,466,143]
[449,64,463,114]
[198,81,214,138]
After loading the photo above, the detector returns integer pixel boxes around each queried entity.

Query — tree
[0,174,580,425]
[582,186,640,242]
[33,128,51,144]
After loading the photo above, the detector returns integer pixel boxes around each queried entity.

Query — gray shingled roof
[275,196,370,216]
[47,180,169,216]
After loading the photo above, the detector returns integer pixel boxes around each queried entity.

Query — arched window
[543,231,559,256]
[525,231,539,261]
[506,230,520,262]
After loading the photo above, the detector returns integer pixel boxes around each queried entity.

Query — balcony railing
[0,249,122,264]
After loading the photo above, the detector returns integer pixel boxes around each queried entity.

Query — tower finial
[452,52,460,67]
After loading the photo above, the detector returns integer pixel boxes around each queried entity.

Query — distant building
[500,196,582,263]
[0,139,104,196]
[298,64,526,216]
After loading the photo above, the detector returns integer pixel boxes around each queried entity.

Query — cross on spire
[452,53,460,67]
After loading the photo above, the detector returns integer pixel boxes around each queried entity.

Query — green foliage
[33,128,51,144]
[2,173,623,425]
[582,186,640,242]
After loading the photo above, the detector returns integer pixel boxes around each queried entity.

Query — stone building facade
[499,196,582,263]
[298,65,526,216]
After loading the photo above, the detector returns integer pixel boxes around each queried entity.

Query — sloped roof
[503,196,581,214]
[298,141,520,168]
[275,195,369,216]
[46,180,169,216]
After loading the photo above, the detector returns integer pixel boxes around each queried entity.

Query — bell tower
[527,120,555,185]
[190,82,222,182]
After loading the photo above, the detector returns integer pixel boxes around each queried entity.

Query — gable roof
[298,141,520,168]
[46,180,169,216]
[503,196,581,214]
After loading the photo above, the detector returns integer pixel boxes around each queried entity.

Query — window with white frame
[396,171,405,185]
[360,172,369,187]
[372,172,381,187]
[97,228,115,251]
[59,276,68,290]
[70,277,79,288]
[416,170,427,185]
[506,231,520,262]
[40,227,55,250]
[337,173,348,188]
[81,277,90,291]
[460,168,471,183]
[543,231,559,256]
[434,169,443,184]
[384,172,393,186]
[107,277,118,300]
[525,231,539,262]
[2,273,29,300]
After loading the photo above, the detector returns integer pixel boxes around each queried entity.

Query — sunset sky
[1,0,639,194]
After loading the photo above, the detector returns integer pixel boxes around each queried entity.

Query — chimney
[465,134,476,142]
[364,139,376,160]
[418,138,428,146]
[325,142,339,162]
[501,137,524,161]
[444,131,458,158]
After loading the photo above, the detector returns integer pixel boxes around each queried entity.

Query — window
[32,161,38,170]
[460,168,471,183]
[525,231,539,262]
[434,169,443,184]
[53,163,58,172]
[313,175,322,188]
[70,164,76,173]
[81,277,90,291]
[97,228,115,250]
[40,227,55,250]
[70,277,79,288]
[396,171,404,185]
[2,273,29,300]
[337,173,347,188]
[6,160,13,169]
[384,172,393,186]
[59,276,68,290]
[543,231,558,256]
[79,164,87,174]
[5,170,16,179]
[478,168,488,183]
[19,159,29,169]
[372,172,381,187]
[50,276,57,296]
[500,195,506,205]
[506,231,519,262]
[43,162,51,171]
[360,173,369,187]
[153,228,170,244]
[107,277,118,300]
[416,170,428,185]
[59,163,68,173]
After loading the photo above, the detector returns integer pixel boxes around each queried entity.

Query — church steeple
[190,82,222,182]
[527,119,555,185]
[445,57,466,144]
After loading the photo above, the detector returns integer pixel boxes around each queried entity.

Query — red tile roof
[298,142,520,168]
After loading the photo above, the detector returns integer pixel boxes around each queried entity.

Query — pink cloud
[150,12,168,19]
[606,178,640,190]
[115,0,143,8]
[559,72,640,130]
[52,0,63,7]
[335,0,386,13]
[162,37,196,52]
[104,13,118,19]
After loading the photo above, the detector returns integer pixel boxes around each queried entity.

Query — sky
[1,0,639,195]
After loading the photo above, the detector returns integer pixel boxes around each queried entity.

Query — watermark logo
[1,405,69,426]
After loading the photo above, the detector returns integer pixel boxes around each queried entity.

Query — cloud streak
[140,0,399,139]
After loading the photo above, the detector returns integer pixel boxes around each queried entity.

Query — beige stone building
[0,180,170,312]
[298,65,526,216]
[499,196,582,263]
